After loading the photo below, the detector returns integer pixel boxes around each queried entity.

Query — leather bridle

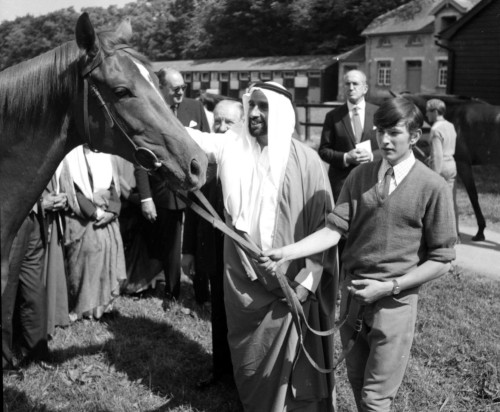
[80,48,161,172]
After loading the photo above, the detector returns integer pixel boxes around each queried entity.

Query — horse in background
[0,13,208,288]
[394,92,500,241]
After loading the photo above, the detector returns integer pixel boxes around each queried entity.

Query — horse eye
[113,87,131,99]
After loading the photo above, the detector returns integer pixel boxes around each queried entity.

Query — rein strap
[178,189,362,373]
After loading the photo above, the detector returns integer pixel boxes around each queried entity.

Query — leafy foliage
[0,0,415,70]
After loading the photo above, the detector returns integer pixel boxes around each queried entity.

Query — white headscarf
[65,145,113,201]
[222,82,295,249]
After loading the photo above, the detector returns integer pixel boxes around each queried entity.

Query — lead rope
[176,189,364,373]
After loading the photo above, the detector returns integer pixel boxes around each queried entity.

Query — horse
[393,92,500,241]
[0,13,208,288]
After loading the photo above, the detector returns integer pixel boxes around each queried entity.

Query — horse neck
[0,41,81,139]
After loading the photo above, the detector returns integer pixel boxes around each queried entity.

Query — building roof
[337,44,366,62]
[439,0,495,39]
[361,0,480,36]
[152,54,346,73]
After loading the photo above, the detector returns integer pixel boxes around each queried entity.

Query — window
[184,72,192,82]
[407,34,422,46]
[272,71,282,78]
[192,72,200,81]
[201,72,210,82]
[283,71,295,79]
[377,36,392,47]
[251,72,260,82]
[437,61,447,87]
[377,61,391,86]
[239,72,250,81]
[230,72,238,80]
[260,71,271,81]
[307,71,320,78]
[441,16,457,31]
[219,72,229,82]
[211,72,218,81]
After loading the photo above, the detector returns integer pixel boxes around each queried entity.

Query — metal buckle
[134,147,162,172]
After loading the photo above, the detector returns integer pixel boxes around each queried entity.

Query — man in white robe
[188,82,338,412]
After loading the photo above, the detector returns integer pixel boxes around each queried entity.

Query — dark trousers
[145,208,183,299]
[2,214,48,368]
[209,267,233,378]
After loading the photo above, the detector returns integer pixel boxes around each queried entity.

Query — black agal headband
[252,82,293,102]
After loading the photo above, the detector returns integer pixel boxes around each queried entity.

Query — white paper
[356,139,372,154]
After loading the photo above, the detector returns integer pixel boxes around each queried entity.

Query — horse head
[72,13,207,191]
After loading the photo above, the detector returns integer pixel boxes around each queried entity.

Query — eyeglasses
[171,84,187,94]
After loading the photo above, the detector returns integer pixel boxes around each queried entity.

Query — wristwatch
[391,279,401,295]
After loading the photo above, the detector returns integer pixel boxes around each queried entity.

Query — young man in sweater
[264,97,457,411]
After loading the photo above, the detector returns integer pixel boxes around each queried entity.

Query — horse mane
[0,41,81,133]
[0,27,152,135]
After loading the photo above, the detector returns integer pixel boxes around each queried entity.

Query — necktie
[352,106,363,143]
[380,167,394,201]
[171,104,178,117]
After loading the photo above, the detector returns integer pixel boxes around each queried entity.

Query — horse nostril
[190,158,201,179]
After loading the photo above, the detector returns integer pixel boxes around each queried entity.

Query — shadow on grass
[46,293,241,412]
[3,387,55,412]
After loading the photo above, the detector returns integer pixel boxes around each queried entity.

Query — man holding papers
[319,69,380,201]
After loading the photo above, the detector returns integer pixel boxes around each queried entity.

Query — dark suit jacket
[135,98,210,209]
[318,101,379,200]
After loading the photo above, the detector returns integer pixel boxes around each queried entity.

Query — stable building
[152,55,349,104]
[438,0,500,105]
[361,0,480,101]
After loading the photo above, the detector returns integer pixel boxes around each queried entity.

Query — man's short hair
[214,99,244,118]
[426,99,446,116]
[343,69,367,85]
[156,67,181,87]
[374,97,424,133]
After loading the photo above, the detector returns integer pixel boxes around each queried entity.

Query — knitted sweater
[328,159,456,280]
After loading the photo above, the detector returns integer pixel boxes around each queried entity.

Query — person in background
[264,97,456,412]
[135,67,210,308]
[2,200,55,376]
[187,82,337,412]
[41,165,70,337]
[319,69,379,201]
[60,145,126,321]
[426,98,459,236]
[114,156,163,295]
[182,100,244,388]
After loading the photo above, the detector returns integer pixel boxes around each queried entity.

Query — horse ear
[115,17,133,43]
[75,13,99,57]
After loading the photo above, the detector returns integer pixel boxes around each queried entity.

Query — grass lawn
[3,166,500,412]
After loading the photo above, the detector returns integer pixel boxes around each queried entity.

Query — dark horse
[394,92,500,241]
[0,13,208,288]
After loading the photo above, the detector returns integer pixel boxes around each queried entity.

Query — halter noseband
[80,48,161,172]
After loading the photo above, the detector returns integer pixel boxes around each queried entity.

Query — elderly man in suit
[135,68,210,306]
[319,69,379,201]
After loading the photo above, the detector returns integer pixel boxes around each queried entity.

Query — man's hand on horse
[141,199,157,222]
